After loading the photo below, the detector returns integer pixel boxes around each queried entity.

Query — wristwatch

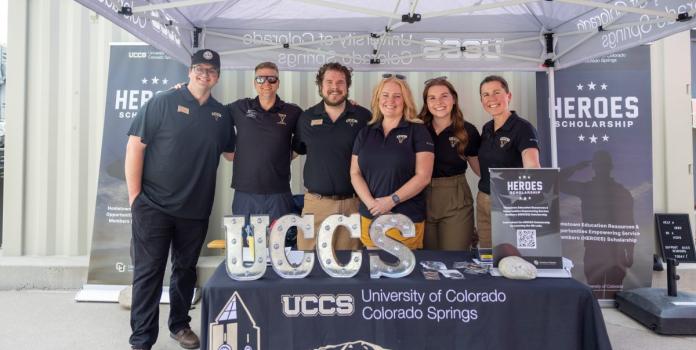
[391,193,401,205]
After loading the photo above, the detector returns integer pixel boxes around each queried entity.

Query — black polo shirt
[352,120,434,221]
[293,102,370,196]
[128,86,235,219]
[478,112,539,194]
[228,96,301,194]
[428,121,481,178]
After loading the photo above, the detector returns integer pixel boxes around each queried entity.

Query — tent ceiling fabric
[75,0,695,71]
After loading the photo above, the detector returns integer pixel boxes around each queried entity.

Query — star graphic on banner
[151,76,160,84]
[141,78,148,84]
[578,134,585,142]
[589,134,598,143]
[588,81,596,90]
[500,194,525,205]
[162,78,169,85]
[602,134,609,142]
[576,83,584,91]
[490,171,504,180]
[601,83,607,90]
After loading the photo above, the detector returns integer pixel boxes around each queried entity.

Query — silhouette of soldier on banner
[560,150,636,299]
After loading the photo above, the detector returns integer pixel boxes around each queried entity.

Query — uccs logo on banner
[209,292,260,350]
[281,294,354,317]
[315,341,388,350]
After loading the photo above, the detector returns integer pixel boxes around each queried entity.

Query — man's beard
[322,91,348,107]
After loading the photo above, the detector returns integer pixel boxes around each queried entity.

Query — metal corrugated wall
[2,0,550,257]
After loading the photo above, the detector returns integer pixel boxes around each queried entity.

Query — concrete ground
[0,289,695,350]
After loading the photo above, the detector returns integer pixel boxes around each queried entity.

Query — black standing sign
[655,214,696,263]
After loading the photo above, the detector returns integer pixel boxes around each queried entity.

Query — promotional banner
[202,251,611,350]
[490,168,561,268]
[537,46,653,299]
[85,44,187,286]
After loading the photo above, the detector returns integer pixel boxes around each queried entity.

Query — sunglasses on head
[255,76,279,84]
[424,76,448,85]
[382,73,406,80]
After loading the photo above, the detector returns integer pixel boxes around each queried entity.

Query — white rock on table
[499,256,537,280]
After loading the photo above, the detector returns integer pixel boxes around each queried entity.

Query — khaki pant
[360,216,425,250]
[424,174,475,251]
[476,191,492,249]
[298,193,361,250]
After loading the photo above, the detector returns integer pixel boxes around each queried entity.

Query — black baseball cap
[191,49,220,69]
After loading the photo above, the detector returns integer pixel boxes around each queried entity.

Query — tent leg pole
[547,67,558,168]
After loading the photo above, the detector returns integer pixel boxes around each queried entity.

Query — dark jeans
[232,190,298,247]
[231,190,297,222]
[129,194,209,349]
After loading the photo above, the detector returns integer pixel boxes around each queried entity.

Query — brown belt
[307,192,356,200]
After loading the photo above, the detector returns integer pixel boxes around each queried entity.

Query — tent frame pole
[132,0,225,13]
[548,67,558,168]
[555,0,678,21]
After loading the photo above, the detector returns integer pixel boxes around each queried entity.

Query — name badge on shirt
[177,105,190,115]
[311,119,323,126]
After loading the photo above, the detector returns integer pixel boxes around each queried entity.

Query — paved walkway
[0,289,695,349]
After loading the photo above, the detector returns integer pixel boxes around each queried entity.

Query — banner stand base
[75,284,199,305]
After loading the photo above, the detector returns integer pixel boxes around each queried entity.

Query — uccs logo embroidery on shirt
[245,109,257,119]
[278,113,287,125]
[449,136,459,148]
[396,134,408,144]
[499,136,511,148]
[211,112,222,121]
[345,118,358,127]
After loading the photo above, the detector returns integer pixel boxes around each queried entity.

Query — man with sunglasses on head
[227,62,302,230]
[293,62,370,251]
[126,49,234,350]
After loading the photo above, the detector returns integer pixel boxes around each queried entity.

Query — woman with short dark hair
[477,75,540,249]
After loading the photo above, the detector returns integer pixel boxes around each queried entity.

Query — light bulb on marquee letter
[225,215,269,281]
[269,214,315,279]
[316,214,362,278]
[368,214,416,279]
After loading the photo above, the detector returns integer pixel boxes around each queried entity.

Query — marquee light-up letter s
[368,214,416,279]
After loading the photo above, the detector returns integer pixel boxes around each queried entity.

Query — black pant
[129,194,209,349]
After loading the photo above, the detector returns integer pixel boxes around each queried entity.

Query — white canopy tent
[74,0,696,165]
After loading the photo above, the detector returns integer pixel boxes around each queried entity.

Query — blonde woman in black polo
[419,77,481,251]
[350,75,434,249]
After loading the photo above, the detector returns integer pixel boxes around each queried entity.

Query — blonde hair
[369,77,423,125]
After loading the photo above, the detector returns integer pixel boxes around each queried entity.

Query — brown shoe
[170,328,200,349]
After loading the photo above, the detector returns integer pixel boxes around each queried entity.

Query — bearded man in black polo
[125,49,234,350]
[293,62,370,250]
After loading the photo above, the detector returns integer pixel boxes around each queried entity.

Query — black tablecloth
[201,251,611,350]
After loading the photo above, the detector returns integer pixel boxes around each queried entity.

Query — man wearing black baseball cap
[126,49,233,350]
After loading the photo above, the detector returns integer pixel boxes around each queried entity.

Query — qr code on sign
[517,229,537,249]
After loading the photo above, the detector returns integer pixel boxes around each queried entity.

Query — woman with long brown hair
[418,77,481,251]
